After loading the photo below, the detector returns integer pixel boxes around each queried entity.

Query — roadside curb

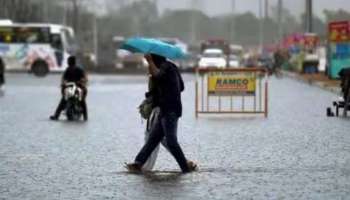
[281,70,341,95]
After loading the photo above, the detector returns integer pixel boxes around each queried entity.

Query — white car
[198,49,226,68]
[228,54,240,68]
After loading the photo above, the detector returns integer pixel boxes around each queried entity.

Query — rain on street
[1,73,350,200]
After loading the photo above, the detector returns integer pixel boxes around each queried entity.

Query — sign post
[328,21,350,79]
[195,68,268,117]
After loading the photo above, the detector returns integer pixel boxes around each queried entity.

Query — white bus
[0,20,77,76]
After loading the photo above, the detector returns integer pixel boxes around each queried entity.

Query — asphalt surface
[1,73,350,200]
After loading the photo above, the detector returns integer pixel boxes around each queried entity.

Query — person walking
[0,57,5,90]
[126,54,197,173]
[339,68,350,101]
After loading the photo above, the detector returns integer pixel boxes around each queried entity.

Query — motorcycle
[63,82,84,121]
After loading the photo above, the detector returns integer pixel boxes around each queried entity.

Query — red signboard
[329,21,350,42]
[304,33,319,48]
[281,33,319,49]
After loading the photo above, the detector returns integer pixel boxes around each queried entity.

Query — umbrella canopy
[120,37,186,60]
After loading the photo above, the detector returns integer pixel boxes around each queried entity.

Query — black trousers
[135,112,189,172]
[0,73,4,85]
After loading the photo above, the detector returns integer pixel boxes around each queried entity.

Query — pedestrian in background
[0,57,5,90]
[339,68,350,101]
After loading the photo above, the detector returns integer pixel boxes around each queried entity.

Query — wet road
[1,73,350,200]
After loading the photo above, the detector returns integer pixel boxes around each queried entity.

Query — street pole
[93,13,98,67]
[277,0,283,42]
[259,0,263,52]
[0,0,6,18]
[72,0,79,34]
[230,0,236,43]
[306,0,313,33]
[63,0,67,25]
[262,0,268,49]
[190,0,198,44]
[153,0,158,12]
[45,0,50,22]
[264,0,269,19]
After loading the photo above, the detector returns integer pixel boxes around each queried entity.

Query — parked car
[198,49,227,68]
[228,54,241,68]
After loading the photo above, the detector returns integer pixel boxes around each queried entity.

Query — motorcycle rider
[50,56,88,121]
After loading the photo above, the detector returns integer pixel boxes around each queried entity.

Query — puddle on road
[115,167,230,177]
[115,166,338,177]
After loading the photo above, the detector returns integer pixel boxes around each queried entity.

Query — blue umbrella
[120,37,186,60]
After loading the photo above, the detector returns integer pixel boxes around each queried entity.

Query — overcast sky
[156,0,350,18]
[93,0,350,19]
